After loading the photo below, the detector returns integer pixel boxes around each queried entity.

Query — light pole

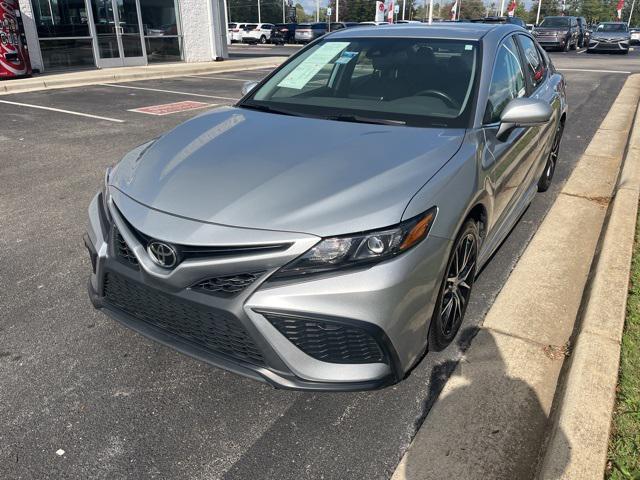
[629,0,637,25]
[402,0,406,19]
[428,0,433,23]
[258,0,261,22]
[316,0,320,21]
[535,0,542,24]
[282,0,286,22]
[337,0,340,22]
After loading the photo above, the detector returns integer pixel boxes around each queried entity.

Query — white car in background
[228,23,247,42]
[241,23,274,44]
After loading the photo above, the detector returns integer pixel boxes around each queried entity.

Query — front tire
[428,219,479,352]
[538,120,564,192]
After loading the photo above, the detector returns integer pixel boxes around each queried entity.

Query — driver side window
[484,37,526,124]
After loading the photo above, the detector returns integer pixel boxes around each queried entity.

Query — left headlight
[270,207,437,280]
[102,166,112,218]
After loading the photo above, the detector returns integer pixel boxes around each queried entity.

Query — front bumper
[587,39,630,51]
[85,190,450,391]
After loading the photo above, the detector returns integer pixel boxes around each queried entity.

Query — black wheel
[538,120,564,192]
[571,40,577,50]
[563,39,570,52]
[428,219,479,352]
[260,35,267,44]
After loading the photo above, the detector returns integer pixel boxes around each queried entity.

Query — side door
[516,34,559,185]
[482,35,532,228]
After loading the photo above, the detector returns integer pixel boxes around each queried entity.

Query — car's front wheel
[428,219,479,351]
[538,120,564,192]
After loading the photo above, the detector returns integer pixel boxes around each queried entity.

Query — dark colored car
[275,23,297,43]
[533,16,579,51]
[269,26,286,45]
[588,22,631,54]
[576,16,589,47]
[329,22,360,31]
[294,22,327,43]
[470,16,526,29]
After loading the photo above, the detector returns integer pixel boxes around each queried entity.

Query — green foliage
[607,218,640,480]
[228,0,285,23]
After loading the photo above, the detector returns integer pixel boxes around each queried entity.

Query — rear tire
[538,120,564,192]
[260,35,267,44]
[428,219,479,352]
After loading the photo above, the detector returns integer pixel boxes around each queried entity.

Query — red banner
[0,0,32,79]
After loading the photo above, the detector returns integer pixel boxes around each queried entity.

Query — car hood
[111,107,465,237]
[592,31,629,39]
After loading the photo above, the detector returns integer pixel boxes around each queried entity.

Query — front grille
[262,312,385,364]
[113,227,139,269]
[103,272,265,365]
[192,272,263,296]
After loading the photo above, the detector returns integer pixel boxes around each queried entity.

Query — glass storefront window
[39,38,95,69]
[140,0,182,62]
[32,0,91,37]
[145,36,181,62]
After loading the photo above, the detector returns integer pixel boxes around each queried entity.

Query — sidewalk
[0,57,287,95]
[392,74,640,479]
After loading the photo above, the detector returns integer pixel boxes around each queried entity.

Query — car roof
[326,22,519,41]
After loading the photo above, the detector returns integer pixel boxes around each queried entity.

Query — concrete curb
[537,86,640,479]
[391,75,640,480]
[0,57,286,95]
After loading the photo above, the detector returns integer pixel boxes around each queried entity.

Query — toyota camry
[85,23,567,391]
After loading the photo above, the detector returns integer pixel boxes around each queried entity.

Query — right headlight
[102,166,112,219]
[270,207,437,280]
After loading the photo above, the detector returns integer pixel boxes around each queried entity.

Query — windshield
[540,17,569,28]
[241,38,479,128]
[597,23,627,32]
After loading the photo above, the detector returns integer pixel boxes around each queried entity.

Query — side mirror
[241,81,259,96]
[497,98,553,141]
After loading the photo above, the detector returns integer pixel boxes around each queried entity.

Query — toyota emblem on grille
[147,241,178,268]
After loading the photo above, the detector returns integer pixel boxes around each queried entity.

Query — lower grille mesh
[113,228,139,269]
[263,313,385,364]
[193,272,263,296]
[103,272,264,365]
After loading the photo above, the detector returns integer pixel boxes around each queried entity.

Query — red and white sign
[616,0,624,19]
[375,1,385,22]
[507,0,517,17]
[0,0,32,79]
[129,101,212,116]
[450,0,458,20]
[387,0,394,22]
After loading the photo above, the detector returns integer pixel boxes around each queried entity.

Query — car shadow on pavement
[396,327,571,480]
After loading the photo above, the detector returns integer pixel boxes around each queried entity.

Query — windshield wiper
[239,103,304,117]
[325,114,406,126]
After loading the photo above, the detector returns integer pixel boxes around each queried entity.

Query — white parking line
[184,75,254,82]
[0,99,124,123]
[98,83,238,101]
[558,68,632,74]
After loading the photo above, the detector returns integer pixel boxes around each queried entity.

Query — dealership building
[17,0,228,72]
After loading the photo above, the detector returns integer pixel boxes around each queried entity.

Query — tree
[459,0,486,18]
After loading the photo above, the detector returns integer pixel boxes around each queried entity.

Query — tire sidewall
[428,219,479,352]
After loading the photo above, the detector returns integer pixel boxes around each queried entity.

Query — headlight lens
[102,166,112,218]
[271,207,437,279]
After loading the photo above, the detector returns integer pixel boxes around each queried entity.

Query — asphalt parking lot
[1,48,639,479]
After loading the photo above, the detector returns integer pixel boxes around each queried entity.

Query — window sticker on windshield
[465,44,473,50]
[335,51,358,64]
[278,42,349,90]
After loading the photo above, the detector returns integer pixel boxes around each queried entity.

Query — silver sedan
[85,23,567,391]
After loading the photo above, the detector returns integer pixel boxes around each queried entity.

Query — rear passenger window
[484,37,526,124]
[518,35,545,90]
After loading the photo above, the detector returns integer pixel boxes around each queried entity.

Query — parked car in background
[242,23,275,44]
[228,22,247,43]
[359,21,390,25]
[329,22,360,31]
[533,16,579,51]
[576,17,589,47]
[275,23,297,43]
[470,16,526,28]
[268,25,286,45]
[87,23,567,391]
[294,22,327,43]
[630,27,640,45]
[526,23,534,30]
[588,22,630,53]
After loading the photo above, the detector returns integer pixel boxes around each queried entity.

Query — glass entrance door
[91,0,146,67]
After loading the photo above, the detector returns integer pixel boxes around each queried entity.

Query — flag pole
[428,0,433,23]
[535,0,542,24]
[499,0,505,16]
[629,0,637,25]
